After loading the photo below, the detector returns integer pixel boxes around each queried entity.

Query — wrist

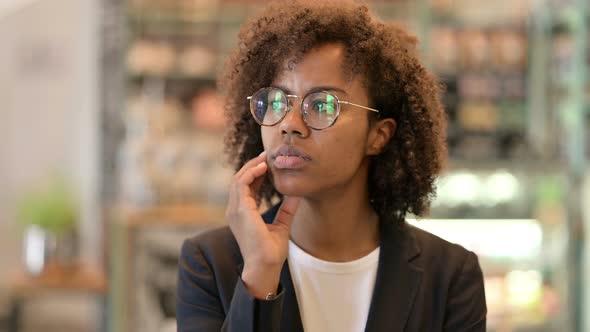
[241,264,283,300]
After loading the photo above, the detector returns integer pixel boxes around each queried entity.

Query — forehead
[273,43,350,89]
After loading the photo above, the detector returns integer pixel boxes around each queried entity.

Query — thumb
[273,196,300,230]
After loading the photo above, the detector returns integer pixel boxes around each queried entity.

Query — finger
[235,150,268,179]
[236,162,268,201]
[228,161,267,217]
[250,166,267,195]
[238,161,268,187]
[273,196,300,230]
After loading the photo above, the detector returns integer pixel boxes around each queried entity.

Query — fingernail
[259,150,267,156]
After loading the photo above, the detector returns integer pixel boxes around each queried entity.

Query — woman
[176,1,487,331]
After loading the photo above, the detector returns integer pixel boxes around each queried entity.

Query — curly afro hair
[219,0,447,224]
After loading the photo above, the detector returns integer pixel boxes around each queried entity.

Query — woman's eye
[270,100,286,113]
[313,101,325,112]
[313,101,335,114]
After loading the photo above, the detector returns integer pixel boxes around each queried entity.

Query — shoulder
[408,223,473,259]
[182,204,279,257]
[180,202,280,265]
[181,226,241,267]
[184,226,235,251]
[180,206,278,268]
[404,223,481,279]
[403,224,487,327]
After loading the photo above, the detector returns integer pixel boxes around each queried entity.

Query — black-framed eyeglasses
[247,87,380,130]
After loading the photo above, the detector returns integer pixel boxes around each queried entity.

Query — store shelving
[102,0,586,331]
[417,0,579,330]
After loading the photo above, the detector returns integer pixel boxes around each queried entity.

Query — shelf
[115,202,227,227]
[126,5,251,29]
[10,262,106,295]
[127,72,217,82]
[128,23,217,37]
[127,9,220,25]
[446,158,564,172]
[429,18,527,30]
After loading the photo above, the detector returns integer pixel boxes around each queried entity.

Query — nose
[279,100,310,138]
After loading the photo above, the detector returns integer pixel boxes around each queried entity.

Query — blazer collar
[364,221,423,332]
[238,205,423,332]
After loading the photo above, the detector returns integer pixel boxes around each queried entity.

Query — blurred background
[0,0,588,331]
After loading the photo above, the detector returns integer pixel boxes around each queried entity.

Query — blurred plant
[16,175,79,235]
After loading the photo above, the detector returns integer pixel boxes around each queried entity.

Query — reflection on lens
[250,88,287,125]
[303,92,339,129]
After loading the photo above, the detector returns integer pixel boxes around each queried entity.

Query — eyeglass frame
[246,87,380,130]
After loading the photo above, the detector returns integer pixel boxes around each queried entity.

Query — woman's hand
[226,151,300,299]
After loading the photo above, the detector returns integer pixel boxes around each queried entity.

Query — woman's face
[261,43,385,198]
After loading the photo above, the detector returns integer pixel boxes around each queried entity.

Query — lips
[270,145,311,170]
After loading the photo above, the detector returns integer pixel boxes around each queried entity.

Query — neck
[289,161,380,262]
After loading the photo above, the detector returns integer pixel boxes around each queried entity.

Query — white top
[287,240,380,332]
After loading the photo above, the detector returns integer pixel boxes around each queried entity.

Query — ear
[366,118,396,156]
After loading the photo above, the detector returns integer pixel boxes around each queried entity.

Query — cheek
[261,128,273,151]
[319,129,368,176]
[322,137,364,175]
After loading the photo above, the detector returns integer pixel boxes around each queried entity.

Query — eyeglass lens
[250,88,339,129]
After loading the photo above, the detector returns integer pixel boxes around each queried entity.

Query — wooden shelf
[11,262,106,295]
[115,203,226,227]
[127,72,216,82]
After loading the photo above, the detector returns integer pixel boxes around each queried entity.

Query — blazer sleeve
[443,251,487,332]
[176,238,285,332]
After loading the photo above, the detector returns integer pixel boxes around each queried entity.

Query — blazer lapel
[279,261,304,332]
[364,222,423,332]
[252,204,421,332]
[234,260,304,332]
[237,204,302,332]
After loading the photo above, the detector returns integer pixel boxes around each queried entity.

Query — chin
[271,173,317,197]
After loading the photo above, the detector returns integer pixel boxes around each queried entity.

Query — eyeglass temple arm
[339,101,380,113]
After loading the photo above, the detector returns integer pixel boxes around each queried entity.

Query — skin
[226,43,396,300]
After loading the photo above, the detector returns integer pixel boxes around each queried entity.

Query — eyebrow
[273,85,348,96]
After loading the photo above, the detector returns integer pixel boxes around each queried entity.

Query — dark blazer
[176,204,487,332]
